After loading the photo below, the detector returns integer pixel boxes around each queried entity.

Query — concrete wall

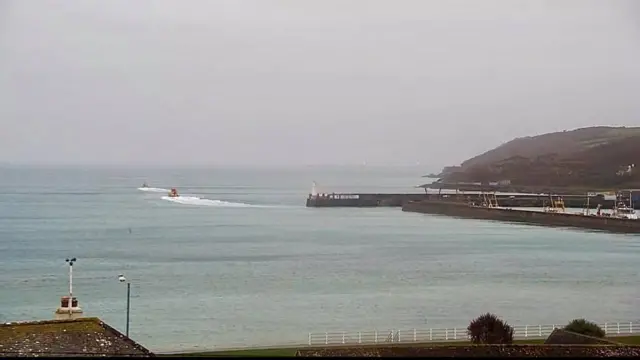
[306,194,429,207]
[305,193,625,209]
[402,200,640,234]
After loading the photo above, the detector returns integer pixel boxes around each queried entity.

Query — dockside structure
[306,192,631,209]
[402,200,640,234]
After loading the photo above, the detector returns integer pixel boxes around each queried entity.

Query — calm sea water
[1,165,639,352]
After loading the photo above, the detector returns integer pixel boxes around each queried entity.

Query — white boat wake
[160,195,265,208]
[137,187,169,193]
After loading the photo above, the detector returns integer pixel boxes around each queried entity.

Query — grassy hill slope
[440,126,640,188]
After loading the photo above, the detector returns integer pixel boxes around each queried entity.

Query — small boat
[168,188,179,198]
[142,182,149,188]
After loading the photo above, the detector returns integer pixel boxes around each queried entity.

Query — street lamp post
[118,274,131,337]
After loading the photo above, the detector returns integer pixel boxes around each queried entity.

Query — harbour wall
[402,200,640,234]
[306,193,625,209]
[306,193,428,207]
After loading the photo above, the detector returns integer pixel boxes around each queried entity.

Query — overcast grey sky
[1,0,639,169]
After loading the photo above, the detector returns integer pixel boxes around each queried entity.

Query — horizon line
[0,162,439,170]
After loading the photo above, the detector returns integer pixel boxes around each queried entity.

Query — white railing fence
[308,321,638,346]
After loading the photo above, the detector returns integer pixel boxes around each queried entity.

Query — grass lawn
[615,335,640,345]
[171,336,640,357]
[175,337,640,357]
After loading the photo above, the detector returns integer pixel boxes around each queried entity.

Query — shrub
[563,319,605,338]
[467,313,514,344]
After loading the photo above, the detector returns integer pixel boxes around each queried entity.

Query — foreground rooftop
[0,317,153,357]
[296,344,640,357]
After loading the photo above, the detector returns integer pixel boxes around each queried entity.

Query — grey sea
[1,165,639,353]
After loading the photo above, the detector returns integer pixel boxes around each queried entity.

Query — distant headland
[425,126,640,191]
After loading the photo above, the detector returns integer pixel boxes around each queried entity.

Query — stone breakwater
[305,193,627,209]
[402,200,640,234]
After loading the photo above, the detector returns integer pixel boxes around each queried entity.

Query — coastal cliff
[431,126,640,189]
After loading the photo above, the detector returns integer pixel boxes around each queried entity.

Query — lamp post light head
[117,273,132,337]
